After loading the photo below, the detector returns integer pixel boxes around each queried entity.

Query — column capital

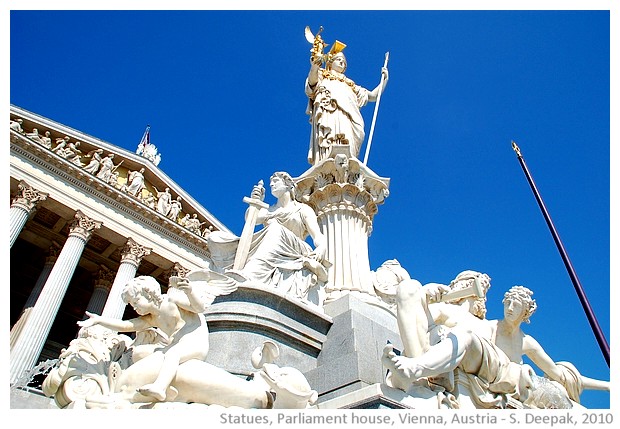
[44,241,62,265]
[11,180,49,212]
[93,266,115,292]
[161,262,190,284]
[68,210,102,241]
[295,154,390,223]
[120,237,152,268]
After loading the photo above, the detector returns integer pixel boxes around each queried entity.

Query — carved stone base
[204,285,332,376]
[304,293,402,406]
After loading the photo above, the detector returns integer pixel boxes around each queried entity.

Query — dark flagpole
[511,141,610,367]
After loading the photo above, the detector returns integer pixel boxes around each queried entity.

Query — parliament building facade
[9,104,231,407]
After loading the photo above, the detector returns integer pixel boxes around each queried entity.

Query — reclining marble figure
[382,274,610,408]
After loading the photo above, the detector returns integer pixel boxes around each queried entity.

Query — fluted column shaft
[84,268,115,317]
[10,211,101,385]
[101,238,151,320]
[294,152,390,305]
[315,193,375,302]
[10,181,48,248]
[86,284,113,316]
[10,247,59,348]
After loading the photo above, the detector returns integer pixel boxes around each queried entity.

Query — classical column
[83,266,115,317]
[9,242,61,348]
[101,238,152,320]
[10,210,102,385]
[295,147,390,304]
[10,180,48,248]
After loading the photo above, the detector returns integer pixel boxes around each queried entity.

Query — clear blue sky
[8,4,615,409]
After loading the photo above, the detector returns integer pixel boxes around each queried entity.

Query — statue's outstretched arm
[523,334,564,382]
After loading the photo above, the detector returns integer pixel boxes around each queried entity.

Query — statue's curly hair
[503,285,537,323]
[271,171,297,199]
[121,276,163,307]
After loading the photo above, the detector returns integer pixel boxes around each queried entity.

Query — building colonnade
[9,180,153,385]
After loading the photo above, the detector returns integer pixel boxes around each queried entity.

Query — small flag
[137,125,150,155]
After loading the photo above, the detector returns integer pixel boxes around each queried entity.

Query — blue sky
[7,3,615,409]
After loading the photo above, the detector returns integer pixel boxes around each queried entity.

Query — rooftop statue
[382,275,610,409]
[206,172,329,304]
[10,118,24,133]
[40,130,52,149]
[83,149,104,175]
[25,128,44,145]
[51,136,70,155]
[187,213,205,235]
[63,141,83,165]
[126,167,146,197]
[141,191,157,210]
[168,196,183,222]
[136,125,162,166]
[154,186,172,216]
[305,26,388,165]
[96,154,120,182]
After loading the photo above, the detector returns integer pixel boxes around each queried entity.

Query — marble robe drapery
[206,202,327,301]
[460,334,523,408]
[306,71,370,165]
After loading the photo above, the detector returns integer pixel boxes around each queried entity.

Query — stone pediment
[10,105,229,241]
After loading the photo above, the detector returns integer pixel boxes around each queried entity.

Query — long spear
[363,52,389,165]
[511,140,610,367]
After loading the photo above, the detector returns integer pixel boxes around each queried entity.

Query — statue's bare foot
[137,384,167,402]
[382,344,411,391]
[381,344,423,386]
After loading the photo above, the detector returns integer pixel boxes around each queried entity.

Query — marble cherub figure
[78,272,236,402]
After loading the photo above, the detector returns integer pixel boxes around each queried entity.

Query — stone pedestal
[204,285,332,376]
[304,293,403,406]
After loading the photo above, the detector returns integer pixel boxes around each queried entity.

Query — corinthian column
[10,180,48,247]
[101,238,152,320]
[295,147,390,304]
[10,242,61,348]
[10,210,102,385]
